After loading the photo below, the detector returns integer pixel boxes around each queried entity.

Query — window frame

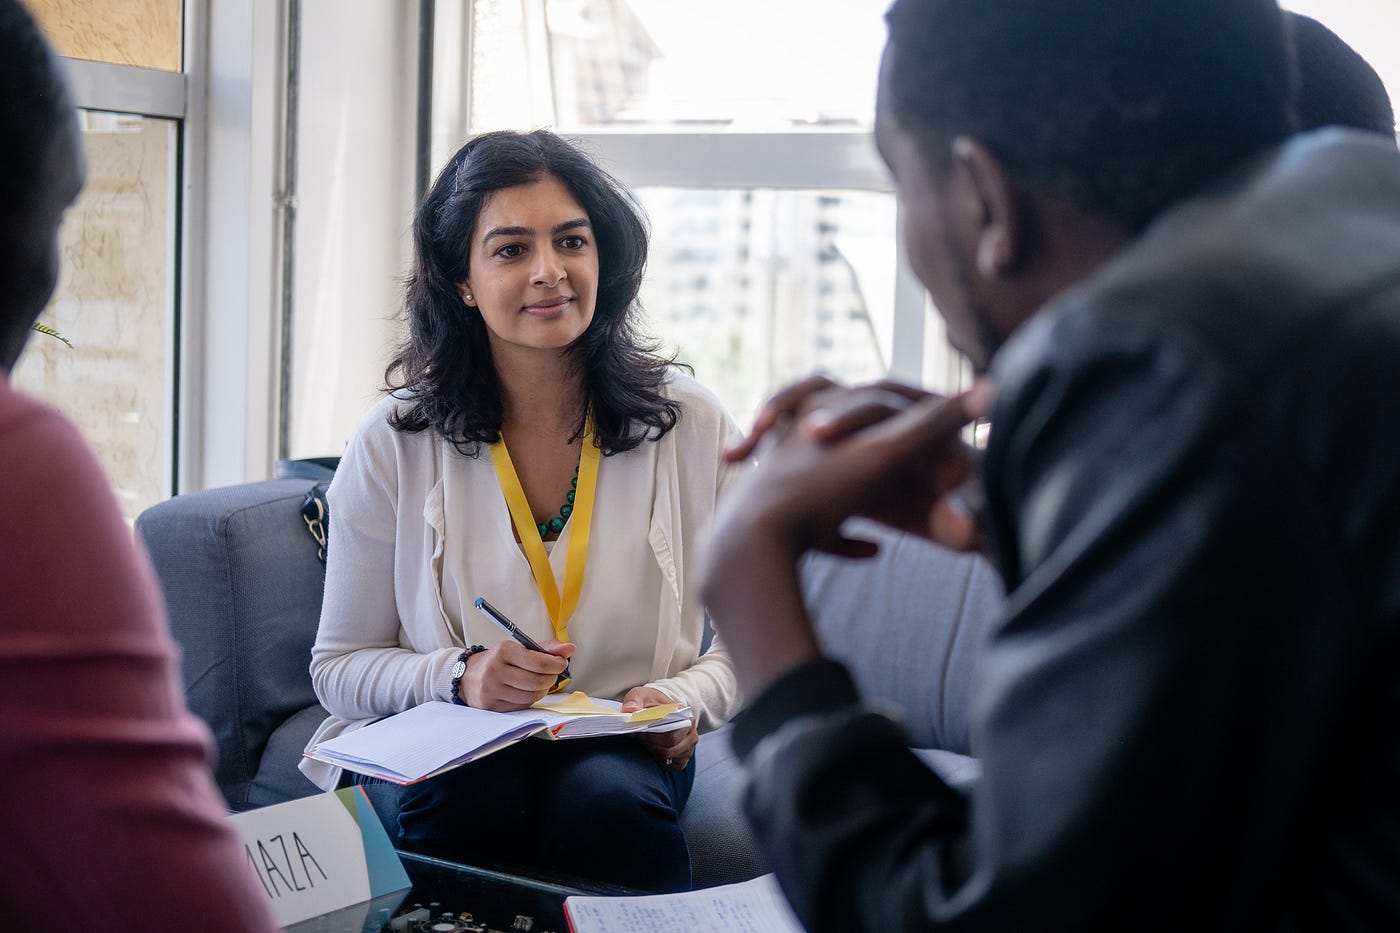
[60,0,298,495]
[435,0,931,386]
[56,52,189,502]
[566,129,928,383]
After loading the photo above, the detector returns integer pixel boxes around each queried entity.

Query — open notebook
[304,692,691,785]
[564,874,805,933]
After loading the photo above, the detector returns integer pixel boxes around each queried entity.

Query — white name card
[228,789,406,928]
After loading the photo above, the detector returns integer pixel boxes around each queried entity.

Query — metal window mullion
[889,206,926,382]
[568,131,890,192]
[275,0,303,462]
[60,57,186,119]
[520,0,557,128]
[57,49,192,498]
[176,0,208,493]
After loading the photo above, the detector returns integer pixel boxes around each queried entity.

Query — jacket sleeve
[736,312,1358,930]
[309,412,461,720]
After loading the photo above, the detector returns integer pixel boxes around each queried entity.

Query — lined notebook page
[564,874,805,933]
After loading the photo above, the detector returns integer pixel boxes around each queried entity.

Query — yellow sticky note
[533,690,619,716]
[530,691,684,722]
[626,703,682,723]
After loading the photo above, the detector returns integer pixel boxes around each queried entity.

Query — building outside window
[429,0,963,427]
[15,0,185,521]
[287,0,1400,463]
[17,1,1397,499]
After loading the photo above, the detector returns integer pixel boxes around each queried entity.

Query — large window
[288,1,1398,465]
[634,187,898,419]
[463,0,885,133]
[424,0,958,426]
[32,2,1389,489]
[13,113,179,519]
[14,0,186,520]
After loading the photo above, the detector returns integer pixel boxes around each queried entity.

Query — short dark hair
[883,0,1296,231]
[386,129,681,455]
[0,0,83,352]
[0,0,76,220]
[1290,13,1395,138]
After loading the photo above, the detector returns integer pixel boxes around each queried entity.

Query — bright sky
[626,0,887,124]
[622,1,1398,131]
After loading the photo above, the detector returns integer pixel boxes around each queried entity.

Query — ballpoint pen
[474,597,572,687]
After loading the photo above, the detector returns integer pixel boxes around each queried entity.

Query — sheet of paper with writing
[564,873,806,933]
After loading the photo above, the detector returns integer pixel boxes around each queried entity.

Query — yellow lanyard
[488,418,600,644]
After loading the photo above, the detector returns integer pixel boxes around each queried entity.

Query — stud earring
[464,294,473,303]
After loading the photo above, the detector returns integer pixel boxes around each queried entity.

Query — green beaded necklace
[536,465,579,539]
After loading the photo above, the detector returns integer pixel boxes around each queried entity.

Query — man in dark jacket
[1291,12,1394,138]
[702,1,1400,929]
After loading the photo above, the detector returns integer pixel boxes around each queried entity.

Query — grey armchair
[136,483,999,890]
[135,477,328,809]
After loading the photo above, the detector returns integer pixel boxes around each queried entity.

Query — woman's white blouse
[300,373,745,790]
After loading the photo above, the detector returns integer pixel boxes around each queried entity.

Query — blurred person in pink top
[0,2,275,929]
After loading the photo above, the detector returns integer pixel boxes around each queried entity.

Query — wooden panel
[25,0,182,73]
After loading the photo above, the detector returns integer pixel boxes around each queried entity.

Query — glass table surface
[284,851,641,933]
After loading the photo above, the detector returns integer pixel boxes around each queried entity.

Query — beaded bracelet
[450,645,487,706]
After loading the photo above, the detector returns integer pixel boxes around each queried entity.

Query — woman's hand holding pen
[622,686,697,772]
[459,638,575,711]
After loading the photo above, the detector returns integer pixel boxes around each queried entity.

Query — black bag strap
[281,457,340,564]
[300,481,331,564]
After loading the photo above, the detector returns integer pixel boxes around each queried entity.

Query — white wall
[287,0,418,460]
[185,0,282,489]
[187,0,417,486]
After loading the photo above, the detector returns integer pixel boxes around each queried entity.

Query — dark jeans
[356,735,696,893]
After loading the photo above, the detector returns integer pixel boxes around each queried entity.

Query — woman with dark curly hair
[299,130,742,892]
